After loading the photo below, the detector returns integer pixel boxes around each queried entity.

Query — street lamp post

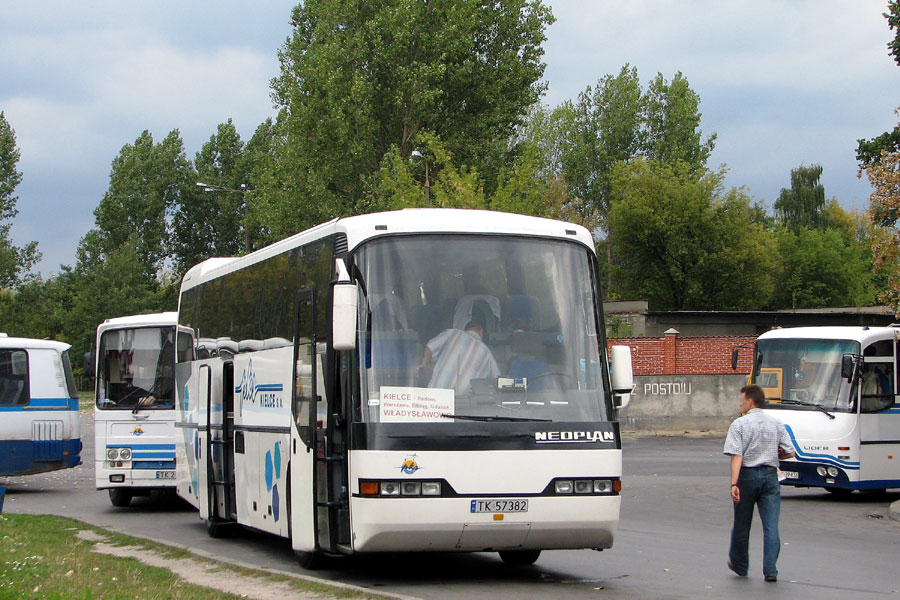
[195,181,250,252]
[410,150,431,207]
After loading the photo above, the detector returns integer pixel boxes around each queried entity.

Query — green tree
[268,0,554,234]
[87,129,194,281]
[773,164,830,233]
[0,111,40,288]
[550,66,715,233]
[642,71,716,169]
[772,227,876,308]
[172,119,250,272]
[857,2,900,164]
[607,158,776,310]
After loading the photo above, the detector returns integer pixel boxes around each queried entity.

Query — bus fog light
[816,466,827,476]
[575,480,593,494]
[119,448,132,460]
[380,482,401,496]
[421,482,441,496]
[109,474,125,483]
[107,448,119,460]
[555,480,574,494]
[400,482,421,496]
[827,466,839,477]
[593,479,613,494]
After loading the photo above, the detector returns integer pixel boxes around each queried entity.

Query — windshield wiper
[440,413,551,422]
[769,398,835,420]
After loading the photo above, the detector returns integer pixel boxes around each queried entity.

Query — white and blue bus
[175,208,633,567]
[0,335,81,476]
[92,313,183,506]
[744,326,900,493]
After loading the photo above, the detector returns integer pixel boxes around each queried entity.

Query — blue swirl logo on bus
[235,360,284,408]
[265,441,283,522]
[399,455,420,474]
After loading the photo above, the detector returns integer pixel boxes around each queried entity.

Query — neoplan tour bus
[90,312,182,507]
[740,326,900,494]
[174,208,634,568]
[0,335,81,477]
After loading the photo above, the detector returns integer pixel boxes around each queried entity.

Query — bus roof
[179,208,595,293]
[757,326,899,347]
[98,312,178,333]
[0,336,71,352]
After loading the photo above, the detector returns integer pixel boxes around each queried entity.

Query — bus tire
[498,550,541,566]
[205,517,232,538]
[108,488,133,507]
[295,550,324,570]
[825,487,853,497]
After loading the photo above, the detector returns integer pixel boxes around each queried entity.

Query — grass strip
[0,514,385,600]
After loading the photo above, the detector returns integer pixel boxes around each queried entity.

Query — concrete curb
[889,499,900,523]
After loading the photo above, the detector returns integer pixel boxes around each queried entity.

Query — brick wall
[607,332,756,375]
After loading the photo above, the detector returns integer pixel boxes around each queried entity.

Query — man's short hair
[740,384,766,407]
[465,319,485,333]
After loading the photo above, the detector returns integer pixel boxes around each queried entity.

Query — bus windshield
[754,338,858,413]
[353,235,610,424]
[97,326,175,410]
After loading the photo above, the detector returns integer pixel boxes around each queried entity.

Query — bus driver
[418,319,499,396]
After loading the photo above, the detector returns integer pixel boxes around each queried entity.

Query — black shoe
[727,561,747,577]
[765,575,777,582]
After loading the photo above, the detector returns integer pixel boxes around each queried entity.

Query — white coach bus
[742,326,900,494]
[0,335,82,477]
[92,313,183,506]
[175,208,633,567]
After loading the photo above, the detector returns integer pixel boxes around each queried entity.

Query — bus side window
[861,363,894,413]
[0,349,28,406]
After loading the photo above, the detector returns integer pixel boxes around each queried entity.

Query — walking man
[723,384,795,582]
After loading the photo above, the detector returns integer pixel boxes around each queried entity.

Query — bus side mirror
[610,345,634,409]
[332,259,358,352]
[731,347,739,371]
[841,354,855,381]
[83,351,95,378]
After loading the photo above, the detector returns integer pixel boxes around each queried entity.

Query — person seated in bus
[861,364,893,412]
[418,318,499,396]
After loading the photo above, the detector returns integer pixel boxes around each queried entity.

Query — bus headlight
[400,482,421,496]
[359,479,443,497]
[555,480,574,494]
[816,466,828,476]
[380,482,401,496]
[107,448,119,460]
[421,481,442,496]
[827,466,839,477]
[119,448,132,461]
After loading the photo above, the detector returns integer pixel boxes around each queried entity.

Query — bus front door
[291,292,319,563]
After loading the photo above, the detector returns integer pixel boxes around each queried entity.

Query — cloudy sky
[2,1,898,277]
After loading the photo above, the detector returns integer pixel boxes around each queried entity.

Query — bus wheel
[825,487,853,497]
[205,517,232,538]
[295,550,324,570]
[108,489,132,507]
[499,550,541,566]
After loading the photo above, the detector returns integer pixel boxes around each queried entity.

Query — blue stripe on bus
[132,461,176,470]
[0,397,78,411]
[784,425,860,470]
[107,444,176,450]
[132,452,175,459]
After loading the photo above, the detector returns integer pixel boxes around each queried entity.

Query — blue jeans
[729,466,782,577]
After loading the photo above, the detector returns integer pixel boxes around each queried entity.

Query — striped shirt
[723,408,795,468]
[427,329,499,396]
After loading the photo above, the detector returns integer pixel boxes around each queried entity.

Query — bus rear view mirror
[841,354,855,381]
[610,345,634,409]
[332,259,358,351]
[731,347,739,371]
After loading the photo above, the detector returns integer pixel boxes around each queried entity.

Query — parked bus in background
[0,335,81,476]
[175,208,634,568]
[91,312,184,507]
[740,326,900,494]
